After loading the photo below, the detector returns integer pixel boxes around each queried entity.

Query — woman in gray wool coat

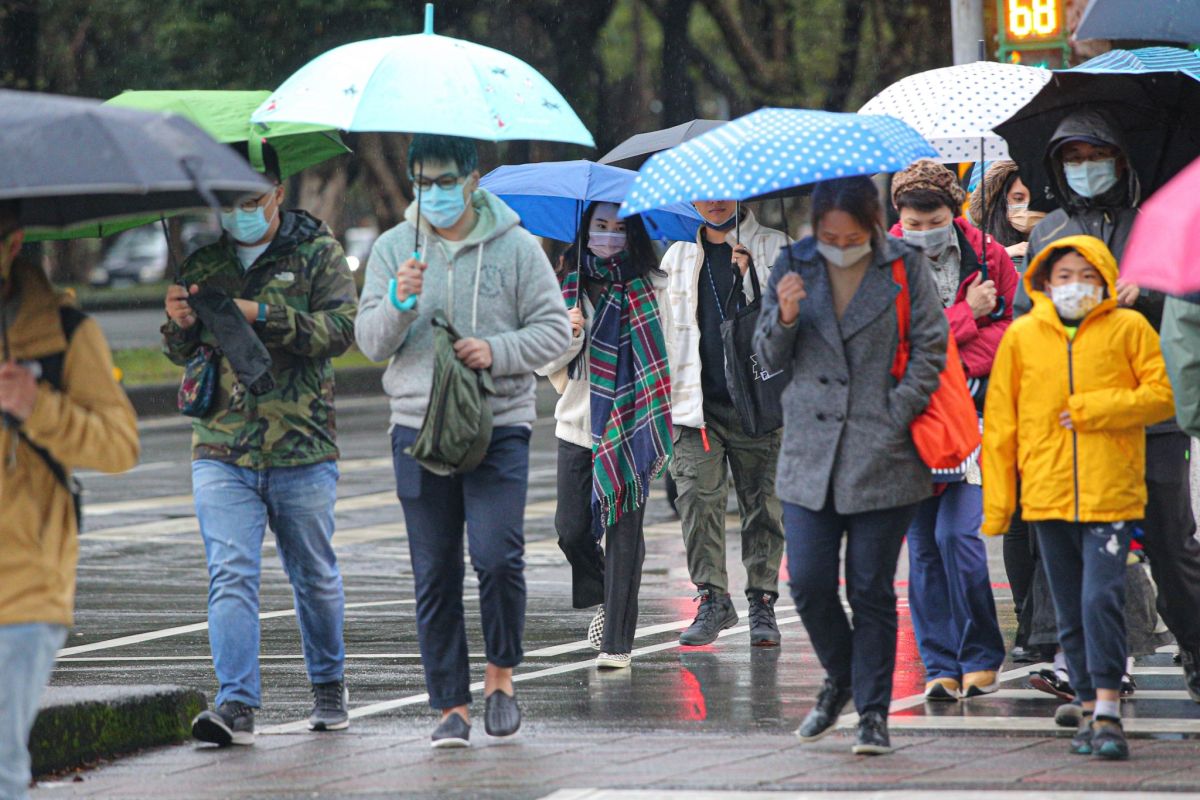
[752,176,948,756]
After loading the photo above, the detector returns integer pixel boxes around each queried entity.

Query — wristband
[256,302,268,324]
[388,278,418,311]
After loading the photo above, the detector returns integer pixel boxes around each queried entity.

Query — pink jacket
[889,217,1018,378]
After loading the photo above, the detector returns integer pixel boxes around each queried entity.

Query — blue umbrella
[619,108,938,217]
[479,160,703,243]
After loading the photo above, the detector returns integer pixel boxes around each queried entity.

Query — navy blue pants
[907,481,1006,680]
[784,499,918,715]
[1035,520,1131,702]
[391,425,530,709]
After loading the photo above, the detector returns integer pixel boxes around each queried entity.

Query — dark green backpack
[405,311,495,476]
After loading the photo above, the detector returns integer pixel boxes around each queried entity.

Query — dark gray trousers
[555,440,646,655]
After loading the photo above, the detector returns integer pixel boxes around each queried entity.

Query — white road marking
[540,791,1200,800]
[56,598,420,658]
[259,613,805,734]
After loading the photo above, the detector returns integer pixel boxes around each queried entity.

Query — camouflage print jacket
[162,210,358,469]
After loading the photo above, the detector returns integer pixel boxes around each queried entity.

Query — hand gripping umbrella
[252,3,595,310]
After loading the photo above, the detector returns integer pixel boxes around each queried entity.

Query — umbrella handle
[395,160,424,311]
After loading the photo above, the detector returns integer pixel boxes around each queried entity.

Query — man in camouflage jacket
[161,144,357,746]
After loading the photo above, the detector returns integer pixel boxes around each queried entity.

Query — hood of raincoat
[1045,109,1142,213]
[1024,233,1119,326]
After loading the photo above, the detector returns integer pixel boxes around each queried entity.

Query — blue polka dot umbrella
[619,108,938,218]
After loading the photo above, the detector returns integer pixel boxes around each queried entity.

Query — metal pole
[950,0,985,65]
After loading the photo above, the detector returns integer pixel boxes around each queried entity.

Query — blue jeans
[907,481,1006,680]
[391,426,530,710]
[0,623,66,800]
[1036,520,1132,702]
[784,499,917,715]
[193,460,344,707]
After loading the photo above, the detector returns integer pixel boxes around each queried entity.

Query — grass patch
[67,281,172,310]
[113,346,385,388]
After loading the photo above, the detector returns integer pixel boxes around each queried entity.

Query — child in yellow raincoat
[982,234,1174,761]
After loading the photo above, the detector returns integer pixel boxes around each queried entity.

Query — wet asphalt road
[38,393,1200,798]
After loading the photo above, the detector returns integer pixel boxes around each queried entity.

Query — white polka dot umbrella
[858,61,1052,163]
[619,107,938,218]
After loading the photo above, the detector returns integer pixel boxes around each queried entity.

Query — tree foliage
[1,0,958,243]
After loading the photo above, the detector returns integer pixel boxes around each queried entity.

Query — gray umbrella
[598,119,727,167]
[1076,0,1200,44]
[0,89,270,229]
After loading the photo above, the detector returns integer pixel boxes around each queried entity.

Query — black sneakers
[431,711,471,749]
[192,701,255,746]
[679,586,738,646]
[747,591,781,647]
[1091,716,1130,760]
[1181,649,1200,703]
[795,677,852,742]
[309,680,350,731]
[484,690,522,738]
[852,710,892,755]
[1070,717,1094,755]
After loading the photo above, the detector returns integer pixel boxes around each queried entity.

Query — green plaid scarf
[564,253,673,534]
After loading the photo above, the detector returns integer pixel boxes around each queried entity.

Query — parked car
[88,220,221,287]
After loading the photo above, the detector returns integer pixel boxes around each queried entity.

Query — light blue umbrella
[480,160,703,243]
[250,3,594,148]
[620,107,938,217]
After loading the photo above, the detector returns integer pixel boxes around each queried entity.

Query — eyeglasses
[410,173,465,192]
[1062,152,1119,166]
[224,190,276,214]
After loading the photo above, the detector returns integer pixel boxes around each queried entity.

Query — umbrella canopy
[1076,0,1200,44]
[620,108,937,217]
[1118,154,1200,294]
[110,90,349,180]
[250,4,593,147]
[0,89,270,231]
[598,119,727,167]
[995,47,1200,210]
[858,61,1052,163]
[479,160,702,243]
[29,90,350,242]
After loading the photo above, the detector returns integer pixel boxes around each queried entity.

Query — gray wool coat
[753,235,948,514]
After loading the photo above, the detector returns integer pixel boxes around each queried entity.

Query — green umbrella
[27,90,350,241]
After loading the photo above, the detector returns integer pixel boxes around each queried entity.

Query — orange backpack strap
[890,258,911,381]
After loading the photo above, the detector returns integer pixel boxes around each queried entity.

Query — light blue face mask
[420,183,469,229]
[220,203,276,245]
[1064,158,1119,199]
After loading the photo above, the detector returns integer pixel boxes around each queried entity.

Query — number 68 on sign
[1005,0,1062,40]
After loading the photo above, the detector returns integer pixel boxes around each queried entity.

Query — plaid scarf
[563,253,673,534]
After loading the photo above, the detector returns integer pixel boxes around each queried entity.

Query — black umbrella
[995,48,1200,211]
[1076,0,1200,45]
[0,89,270,229]
[598,119,727,167]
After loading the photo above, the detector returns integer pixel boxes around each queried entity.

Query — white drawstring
[472,243,484,335]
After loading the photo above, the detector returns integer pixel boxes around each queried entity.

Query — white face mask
[1064,158,1119,199]
[817,240,872,269]
[588,230,626,259]
[1049,281,1104,320]
[902,223,954,257]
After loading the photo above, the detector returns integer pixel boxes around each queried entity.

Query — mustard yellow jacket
[0,260,139,627]
[982,235,1174,535]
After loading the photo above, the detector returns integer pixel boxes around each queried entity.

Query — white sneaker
[596,652,631,670]
[587,606,605,651]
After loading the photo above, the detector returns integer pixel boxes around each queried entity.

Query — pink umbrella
[1122,154,1200,294]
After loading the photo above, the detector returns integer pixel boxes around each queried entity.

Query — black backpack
[6,306,87,530]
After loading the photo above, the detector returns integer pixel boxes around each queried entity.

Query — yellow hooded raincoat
[981,235,1174,535]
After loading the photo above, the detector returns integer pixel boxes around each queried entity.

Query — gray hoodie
[355,189,571,430]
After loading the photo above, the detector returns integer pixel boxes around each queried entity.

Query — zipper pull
[701,427,711,452]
